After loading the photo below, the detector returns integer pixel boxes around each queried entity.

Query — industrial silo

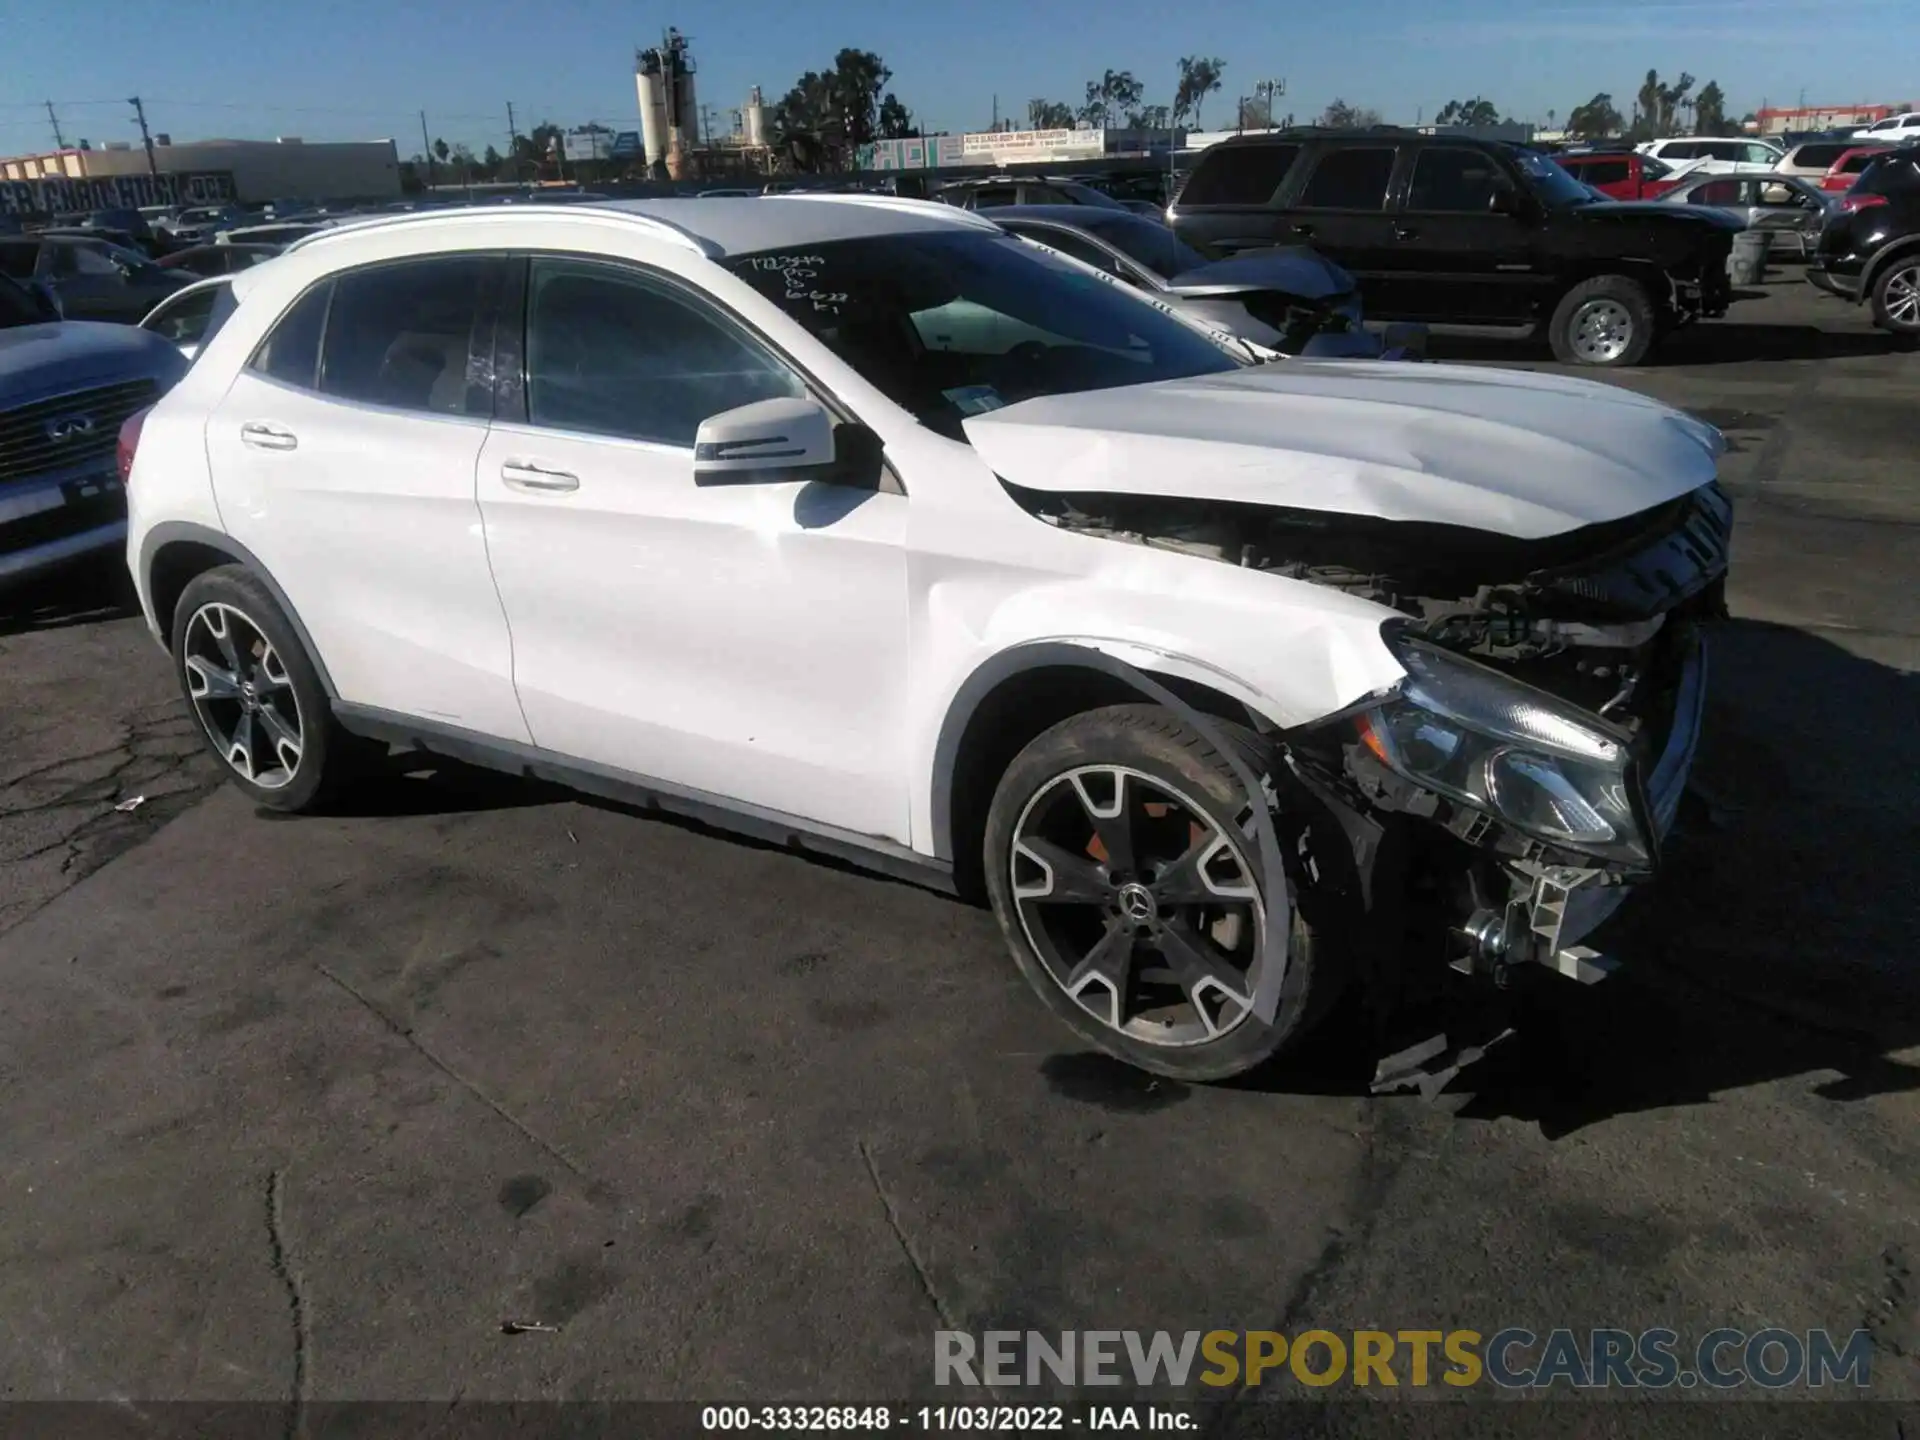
[743,87,767,148]
[634,54,670,167]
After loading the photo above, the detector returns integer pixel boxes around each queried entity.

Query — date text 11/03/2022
[702,1407,1193,1431]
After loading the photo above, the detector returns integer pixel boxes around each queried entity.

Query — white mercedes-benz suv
[122,197,1729,1082]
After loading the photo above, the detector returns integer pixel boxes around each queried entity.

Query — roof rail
[778,191,1004,232]
[283,202,718,259]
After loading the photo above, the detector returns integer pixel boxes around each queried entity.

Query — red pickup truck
[1555,150,1685,200]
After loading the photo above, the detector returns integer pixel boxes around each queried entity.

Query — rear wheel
[1869,258,1920,334]
[170,566,372,812]
[1548,274,1656,367]
[984,705,1335,1082]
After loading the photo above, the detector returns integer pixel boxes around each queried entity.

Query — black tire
[1547,274,1657,367]
[983,704,1338,1082]
[1868,256,1920,335]
[169,565,369,812]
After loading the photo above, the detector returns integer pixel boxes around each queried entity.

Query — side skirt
[331,702,957,896]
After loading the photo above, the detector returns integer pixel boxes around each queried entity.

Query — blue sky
[3,0,1914,157]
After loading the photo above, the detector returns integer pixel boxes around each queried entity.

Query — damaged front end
[1014,476,1733,1005]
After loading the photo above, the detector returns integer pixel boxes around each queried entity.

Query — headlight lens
[1358,636,1649,866]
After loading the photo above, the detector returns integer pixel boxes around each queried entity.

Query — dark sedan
[156,243,282,277]
[0,233,189,324]
[990,205,1423,358]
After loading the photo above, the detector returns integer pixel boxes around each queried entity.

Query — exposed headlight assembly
[1354,634,1651,868]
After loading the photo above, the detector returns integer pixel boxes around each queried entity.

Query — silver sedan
[1656,173,1835,258]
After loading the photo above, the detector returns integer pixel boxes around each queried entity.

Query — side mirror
[693,397,838,485]
[1488,187,1524,216]
[28,280,63,320]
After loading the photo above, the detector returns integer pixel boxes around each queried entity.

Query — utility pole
[129,96,158,176]
[420,110,436,190]
[46,101,66,150]
[506,101,521,181]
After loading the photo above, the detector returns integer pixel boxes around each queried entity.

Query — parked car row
[1168,127,1739,367]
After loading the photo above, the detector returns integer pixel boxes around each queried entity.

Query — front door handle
[1392,224,1419,240]
[1289,222,1316,238]
[501,461,580,494]
[239,421,297,451]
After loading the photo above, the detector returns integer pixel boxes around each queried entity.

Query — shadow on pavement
[283,614,1920,1138]
[1450,617,1920,1135]
[1426,306,1911,368]
[0,555,141,638]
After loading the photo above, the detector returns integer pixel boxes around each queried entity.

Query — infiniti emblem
[45,412,96,443]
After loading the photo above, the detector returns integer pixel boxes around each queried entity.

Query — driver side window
[524,257,803,447]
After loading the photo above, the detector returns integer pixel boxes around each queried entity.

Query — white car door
[474,254,912,841]
[204,255,531,741]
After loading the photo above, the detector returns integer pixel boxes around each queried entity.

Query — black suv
[1168,128,1742,366]
[1806,149,1920,335]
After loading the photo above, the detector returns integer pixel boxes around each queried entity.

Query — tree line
[1561,71,1747,141]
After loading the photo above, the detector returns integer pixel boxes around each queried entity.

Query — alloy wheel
[1009,765,1265,1048]
[1569,298,1635,363]
[1884,265,1920,328]
[182,602,304,789]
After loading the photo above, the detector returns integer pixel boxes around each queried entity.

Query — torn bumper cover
[1467,627,1709,983]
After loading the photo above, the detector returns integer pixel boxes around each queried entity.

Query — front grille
[0,378,156,486]
[0,485,124,554]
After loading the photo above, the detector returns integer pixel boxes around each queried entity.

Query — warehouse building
[0,136,401,213]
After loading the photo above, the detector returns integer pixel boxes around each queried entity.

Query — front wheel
[1547,275,1657,367]
[1869,258,1920,334]
[983,705,1334,1082]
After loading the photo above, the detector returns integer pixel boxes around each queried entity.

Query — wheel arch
[139,521,339,697]
[930,641,1276,900]
[1862,236,1920,294]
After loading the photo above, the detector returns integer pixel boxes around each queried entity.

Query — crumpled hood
[962,361,1726,540]
[0,321,188,408]
[1165,246,1354,300]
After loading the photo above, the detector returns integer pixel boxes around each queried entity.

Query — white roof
[289,195,998,264]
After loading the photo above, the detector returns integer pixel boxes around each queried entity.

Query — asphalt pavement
[1,276,1916,1422]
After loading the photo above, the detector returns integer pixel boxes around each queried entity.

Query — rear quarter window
[1177,144,1301,206]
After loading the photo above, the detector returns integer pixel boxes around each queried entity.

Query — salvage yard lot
[1,277,1916,1414]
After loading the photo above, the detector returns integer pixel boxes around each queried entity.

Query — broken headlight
[1355,635,1650,867]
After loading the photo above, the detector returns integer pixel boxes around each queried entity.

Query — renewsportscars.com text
[934,1328,1873,1390]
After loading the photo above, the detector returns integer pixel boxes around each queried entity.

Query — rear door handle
[1288,222,1315,238]
[239,421,297,451]
[1392,224,1419,240]
[501,460,580,494]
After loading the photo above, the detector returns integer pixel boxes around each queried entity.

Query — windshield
[1090,215,1209,280]
[726,231,1241,440]
[1513,149,1600,207]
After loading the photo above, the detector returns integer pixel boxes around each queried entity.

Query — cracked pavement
[0,283,1916,1419]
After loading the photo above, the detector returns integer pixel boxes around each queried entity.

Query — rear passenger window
[524,257,802,447]
[1178,144,1300,206]
[1578,158,1630,186]
[248,281,332,389]
[1406,148,1506,211]
[1660,142,1699,161]
[0,242,38,279]
[1296,147,1397,210]
[318,256,498,416]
